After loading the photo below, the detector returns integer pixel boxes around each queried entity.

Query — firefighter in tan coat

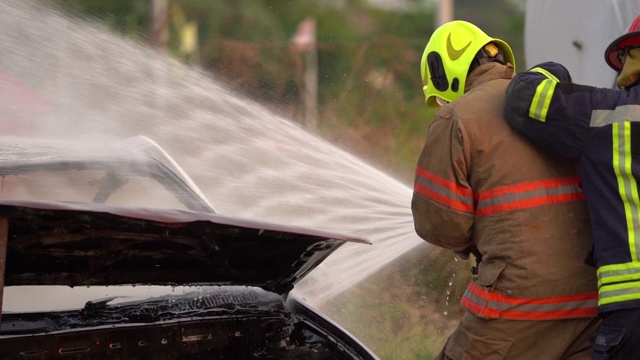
[412,21,600,360]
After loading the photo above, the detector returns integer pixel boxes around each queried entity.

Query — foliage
[48,0,525,183]
[53,0,151,38]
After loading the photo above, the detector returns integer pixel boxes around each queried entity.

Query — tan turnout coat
[412,62,597,319]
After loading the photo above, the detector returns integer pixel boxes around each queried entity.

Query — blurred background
[3,0,635,359]
[36,0,525,181]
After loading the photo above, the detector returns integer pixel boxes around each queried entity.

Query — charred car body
[0,136,378,359]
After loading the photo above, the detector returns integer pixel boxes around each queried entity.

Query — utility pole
[151,0,169,52]
[291,18,318,131]
[303,40,318,130]
[437,0,454,26]
[150,0,169,108]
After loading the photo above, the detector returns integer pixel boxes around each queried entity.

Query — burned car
[0,136,379,359]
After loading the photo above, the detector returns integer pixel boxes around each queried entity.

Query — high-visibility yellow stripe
[528,67,561,122]
[598,281,640,306]
[530,67,560,82]
[598,261,640,287]
[529,79,556,122]
[612,122,640,260]
[597,270,640,288]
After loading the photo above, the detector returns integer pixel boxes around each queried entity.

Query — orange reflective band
[475,176,585,217]
[461,282,598,320]
[414,166,474,213]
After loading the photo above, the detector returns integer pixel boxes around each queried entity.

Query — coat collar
[465,62,514,92]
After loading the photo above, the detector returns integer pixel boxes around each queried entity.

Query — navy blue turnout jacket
[504,61,640,313]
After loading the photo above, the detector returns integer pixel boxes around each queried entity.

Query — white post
[291,18,318,130]
[438,0,454,26]
[150,0,169,108]
[304,41,318,130]
[151,0,169,52]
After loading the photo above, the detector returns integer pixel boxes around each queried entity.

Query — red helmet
[605,14,640,71]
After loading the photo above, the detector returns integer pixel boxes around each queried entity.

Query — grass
[318,243,473,359]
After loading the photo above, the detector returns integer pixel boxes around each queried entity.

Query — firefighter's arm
[411,112,474,253]
[504,61,572,134]
[504,61,596,162]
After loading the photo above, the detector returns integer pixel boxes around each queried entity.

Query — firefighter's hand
[453,247,473,260]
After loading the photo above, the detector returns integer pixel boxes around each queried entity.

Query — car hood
[0,200,370,295]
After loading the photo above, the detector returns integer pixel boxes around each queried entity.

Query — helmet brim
[605,31,640,71]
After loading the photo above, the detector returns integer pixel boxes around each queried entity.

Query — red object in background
[0,71,52,136]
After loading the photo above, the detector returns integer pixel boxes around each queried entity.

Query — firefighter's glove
[453,246,474,260]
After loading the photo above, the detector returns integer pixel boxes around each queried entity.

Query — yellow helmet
[420,20,515,108]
